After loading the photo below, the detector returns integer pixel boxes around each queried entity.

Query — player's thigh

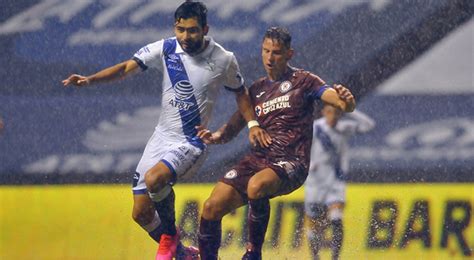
[247,167,281,199]
[132,193,155,224]
[202,182,245,220]
[160,139,207,182]
[144,161,174,187]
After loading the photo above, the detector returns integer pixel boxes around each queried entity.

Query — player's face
[261,38,293,79]
[174,17,208,55]
[323,105,342,127]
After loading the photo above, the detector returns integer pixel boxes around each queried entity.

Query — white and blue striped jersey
[133,36,244,142]
[131,36,244,193]
[304,110,375,204]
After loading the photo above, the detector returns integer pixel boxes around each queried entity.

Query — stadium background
[0,0,472,259]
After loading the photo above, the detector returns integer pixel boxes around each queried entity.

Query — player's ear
[203,25,209,35]
[287,48,294,60]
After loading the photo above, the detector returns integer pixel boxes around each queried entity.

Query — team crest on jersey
[279,81,293,93]
[255,105,263,117]
[224,169,238,179]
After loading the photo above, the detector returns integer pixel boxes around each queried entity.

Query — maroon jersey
[249,67,329,166]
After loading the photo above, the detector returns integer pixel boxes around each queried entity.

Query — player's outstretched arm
[347,110,375,133]
[321,84,356,112]
[235,88,272,147]
[62,59,140,87]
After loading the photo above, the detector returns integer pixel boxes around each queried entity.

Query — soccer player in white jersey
[304,104,375,260]
[62,2,269,260]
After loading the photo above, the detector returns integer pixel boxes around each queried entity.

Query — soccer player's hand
[334,84,355,112]
[62,74,90,87]
[249,126,272,148]
[195,125,222,145]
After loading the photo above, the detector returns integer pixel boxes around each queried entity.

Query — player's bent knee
[247,182,266,200]
[144,169,169,190]
[202,198,226,220]
[132,207,154,226]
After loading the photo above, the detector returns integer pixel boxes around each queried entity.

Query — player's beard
[180,39,204,55]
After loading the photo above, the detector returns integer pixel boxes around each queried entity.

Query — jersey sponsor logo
[132,172,140,187]
[205,59,216,71]
[257,94,291,116]
[134,46,150,56]
[256,91,266,98]
[168,99,193,111]
[167,63,184,72]
[224,169,238,179]
[279,81,293,93]
[273,161,296,175]
[168,80,196,111]
[236,72,243,85]
[173,80,194,100]
[255,105,263,117]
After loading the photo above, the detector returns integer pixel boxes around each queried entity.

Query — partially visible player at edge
[305,105,375,260]
[195,27,356,260]
[62,2,269,260]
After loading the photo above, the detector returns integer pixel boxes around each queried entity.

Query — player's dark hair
[175,1,208,28]
[263,27,292,49]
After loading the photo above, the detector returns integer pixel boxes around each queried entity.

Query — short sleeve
[223,54,245,92]
[132,40,164,71]
[339,121,359,136]
[306,73,330,101]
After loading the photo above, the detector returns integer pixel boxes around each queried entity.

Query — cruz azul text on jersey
[256,94,291,116]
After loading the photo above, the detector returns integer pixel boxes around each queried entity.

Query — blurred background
[0,0,472,259]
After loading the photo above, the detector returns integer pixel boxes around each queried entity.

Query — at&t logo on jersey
[169,80,195,111]
[256,94,291,116]
[173,80,193,100]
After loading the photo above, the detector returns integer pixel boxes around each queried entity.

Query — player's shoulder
[314,117,326,126]
[293,69,325,85]
[148,38,167,49]
[249,77,266,89]
[210,39,235,59]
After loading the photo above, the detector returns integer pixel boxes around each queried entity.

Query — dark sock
[331,220,343,260]
[153,188,177,236]
[308,228,323,260]
[247,199,270,252]
[198,217,222,260]
[148,226,163,242]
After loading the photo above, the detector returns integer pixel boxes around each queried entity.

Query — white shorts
[132,132,207,195]
[304,180,346,218]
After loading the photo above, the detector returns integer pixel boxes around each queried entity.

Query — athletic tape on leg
[149,185,172,202]
[328,207,343,221]
[141,211,161,232]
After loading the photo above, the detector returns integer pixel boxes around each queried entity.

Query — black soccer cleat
[241,250,262,260]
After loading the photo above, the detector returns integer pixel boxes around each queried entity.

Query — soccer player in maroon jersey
[196,27,356,260]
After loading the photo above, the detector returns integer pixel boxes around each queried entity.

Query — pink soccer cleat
[176,243,200,260]
[155,233,179,260]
